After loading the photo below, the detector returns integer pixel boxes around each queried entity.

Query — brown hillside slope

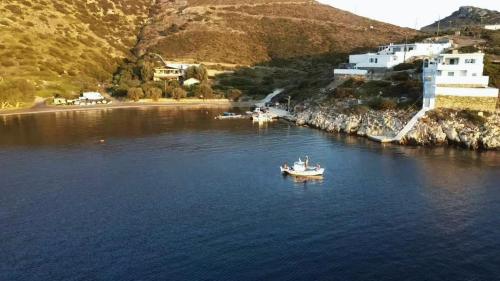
[136,1,417,65]
[0,0,150,97]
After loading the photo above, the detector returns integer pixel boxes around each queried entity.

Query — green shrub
[391,72,410,81]
[185,65,208,82]
[172,87,187,100]
[458,46,479,53]
[368,97,397,110]
[195,82,214,99]
[146,87,162,101]
[127,87,144,101]
[393,63,415,71]
[226,89,242,101]
[458,110,486,126]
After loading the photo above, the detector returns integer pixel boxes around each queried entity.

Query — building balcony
[435,63,483,72]
[434,76,490,87]
[435,86,499,97]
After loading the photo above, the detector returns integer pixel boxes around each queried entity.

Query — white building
[154,63,201,82]
[81,92,105,101]
[349,42,452,69]
[422,52,499,111]
[484,25,500,31]
[183,78,200,87]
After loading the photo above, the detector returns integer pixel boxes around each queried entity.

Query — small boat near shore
[280,157,325,177]
[215,112,244,120]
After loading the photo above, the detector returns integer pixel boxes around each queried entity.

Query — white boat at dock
[251,107,275,122]
[280,157,325,177]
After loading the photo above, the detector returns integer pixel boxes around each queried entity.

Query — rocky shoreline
[295,107,500,150]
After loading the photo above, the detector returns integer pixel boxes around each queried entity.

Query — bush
[458,46,479,53]
[195,82,214,99]
[368,97,397,110]
[146,87,162,101]
[458,110,486,126]
[393,63,415,71]
[127,87,144,101]
[172,87,187,100]
[185,65,208,82]
[227,89,242,101]
[391,72,410,81]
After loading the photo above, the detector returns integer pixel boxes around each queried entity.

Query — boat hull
[280,167,325,177]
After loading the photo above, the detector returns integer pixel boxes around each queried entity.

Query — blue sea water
[1,108,499,281]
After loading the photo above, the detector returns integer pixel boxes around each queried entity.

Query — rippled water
[1,108,499,281]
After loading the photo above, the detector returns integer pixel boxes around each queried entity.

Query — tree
[127,87,144,101]
[185,65,208,82]
[146,87,163,101]
[164,80,181,97]
[227,89,242,101]
[140,61,155,82]
[172,87,187,100]
[195,82,214,99]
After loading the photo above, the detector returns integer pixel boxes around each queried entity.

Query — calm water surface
[1,108,499,281]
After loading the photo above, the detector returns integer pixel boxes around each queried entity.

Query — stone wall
[435,96,498,112]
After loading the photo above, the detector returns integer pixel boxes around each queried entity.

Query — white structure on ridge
[334,41,452,77]
[422,52,499,111]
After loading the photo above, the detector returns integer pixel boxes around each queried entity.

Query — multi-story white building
[334,41,452,77]
[423,52,499,111]
[350,42,452,69]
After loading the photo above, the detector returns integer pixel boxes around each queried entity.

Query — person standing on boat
[305,156,309,168]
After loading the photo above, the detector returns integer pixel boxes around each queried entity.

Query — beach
[0,98,255,117]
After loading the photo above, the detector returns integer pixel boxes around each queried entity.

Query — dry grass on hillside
[137,1,416,65]
[0,0,150,98]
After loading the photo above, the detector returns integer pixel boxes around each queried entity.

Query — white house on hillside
[153,62,201,82]
[334,41,452,77]
[351,42,452,68]
[484,25,500,31]
[423,52,499,111]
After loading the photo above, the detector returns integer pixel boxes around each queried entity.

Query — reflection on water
[1,107,499,281]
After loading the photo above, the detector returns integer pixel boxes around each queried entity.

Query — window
[448,72,455,76]
[369,58,378,63]
[448,58,459,65]
[465,59,476,64]
[472,73,477,76]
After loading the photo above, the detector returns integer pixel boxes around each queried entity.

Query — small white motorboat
[252,112,274,122]
[280,157,325,177]
[215,112,243,120]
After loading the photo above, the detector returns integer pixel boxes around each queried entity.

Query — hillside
[0,0,416,104]
[422,6,500,32]
[136,0,416,65]
[0,0,151,100]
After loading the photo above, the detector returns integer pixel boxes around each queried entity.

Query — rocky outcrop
[296,107,500,150]
[402,113,500,150]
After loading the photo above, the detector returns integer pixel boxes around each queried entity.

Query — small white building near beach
[183,78,201,87]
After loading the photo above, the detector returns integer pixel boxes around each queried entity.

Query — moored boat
[215,112,243,120]
[280,157,324,177]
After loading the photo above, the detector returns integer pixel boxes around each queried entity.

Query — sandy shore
[0,100,255,117]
